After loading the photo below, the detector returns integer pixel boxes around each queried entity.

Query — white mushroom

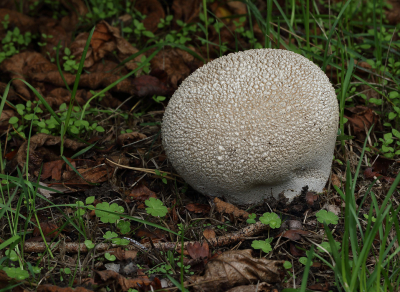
[161,49,338,204]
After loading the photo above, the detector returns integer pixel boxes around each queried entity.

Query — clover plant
[145,197,168,217]
[259,212,282,229]
[316,210,339,225]
[251,238,273,254]
[95,202,124,223]
[246,213,257,224]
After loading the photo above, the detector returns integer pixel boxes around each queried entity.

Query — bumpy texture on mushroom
[162,49,338,204]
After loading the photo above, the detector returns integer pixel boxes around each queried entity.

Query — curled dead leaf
[187,242,209,259]
[16,134,86,172]
[191,249,283,292]
[214,197,249,219]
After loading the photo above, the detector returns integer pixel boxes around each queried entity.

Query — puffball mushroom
[162,49,338,204]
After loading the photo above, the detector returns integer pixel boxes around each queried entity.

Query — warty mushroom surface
[161,49,339,205]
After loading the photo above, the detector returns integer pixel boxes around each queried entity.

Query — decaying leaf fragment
[190,249,283,292]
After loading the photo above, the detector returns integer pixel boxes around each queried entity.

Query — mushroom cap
[162,49,338,204]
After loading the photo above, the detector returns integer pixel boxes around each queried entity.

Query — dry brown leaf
[185,203,211,214]
[331,173,342,188]
[214,197,249,219]
[344,106,380,141]
[33,222,60,238]
[16,134,87,172]
[37,284,93,292]
[60,0,89,31]
[132,75,172,98]
[172,0,202,23]
[136,228,167,243]
[289,242,306,257]
[108,247,138,261]
[364,168,395,183]
[191,249,283,292]
[278,229,311,241]
[151,47,203,87]
[0,9,35,34]
[203,227,216,239]
[226,282,272,292]
[305,192,318,207]
[41,160,67,181]
[117,132,147,146]
[386,0,400,24]
[95,270,157,291]
[187,242,209,259]
[126,185,157,202]
[135,0,165,32]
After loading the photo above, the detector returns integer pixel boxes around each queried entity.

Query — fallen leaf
[277,229,311,241]
[364,167,395,183]
[185,203,211,214]
[326,204,341,216]
[214,197,249,219]
[187,242,209,259]
[308,282,330,291]
[172,0,202,23]
[135,0,165,32]
[33,222,60,238]
[191,249,283,292]
[126,185,157,202]
[344,106,380,141]
[289,243,306,257]
[305,192,318,207]
[331,173,342,187]
[37,284,93,292]
[151,47,203,87]
[226,282,272,292]
[95,270,160,291]
[16,134,86,172]
[117,132,147,146]
[203,227,216,239]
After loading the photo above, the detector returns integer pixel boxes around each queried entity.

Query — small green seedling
[299,257,312,265]
[5,250,18,261]
[259,212,282,229]
[145,197,168,217]
[246,213,256,224]
[105,253,116,261]
[62,47,79,73]
[117,220,131,234]
[60,267,71,282]
[152,95,166,103]
[251,238,273,253]
[95,202,125,223]
[84,240,95,249]
[154,169,168,184]
[283,261,292,269]
[316,210,339,225]
[363,214,376,222]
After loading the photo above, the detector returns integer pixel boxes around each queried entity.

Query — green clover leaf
[145,197,168,217]
[117,220,131,234]
[246,213,256,224]
[317,241,341,253]
[84,240,95,249]
[3,267,29,280]
[95,202,124,223]
[103,231,118,240]
[283,261,292,269]
[251,239,273,253]
[316,210,339,225]
[105,253,116,261]
[259,212,282,229]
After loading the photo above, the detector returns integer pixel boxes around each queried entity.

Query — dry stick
[24,221,269,254]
